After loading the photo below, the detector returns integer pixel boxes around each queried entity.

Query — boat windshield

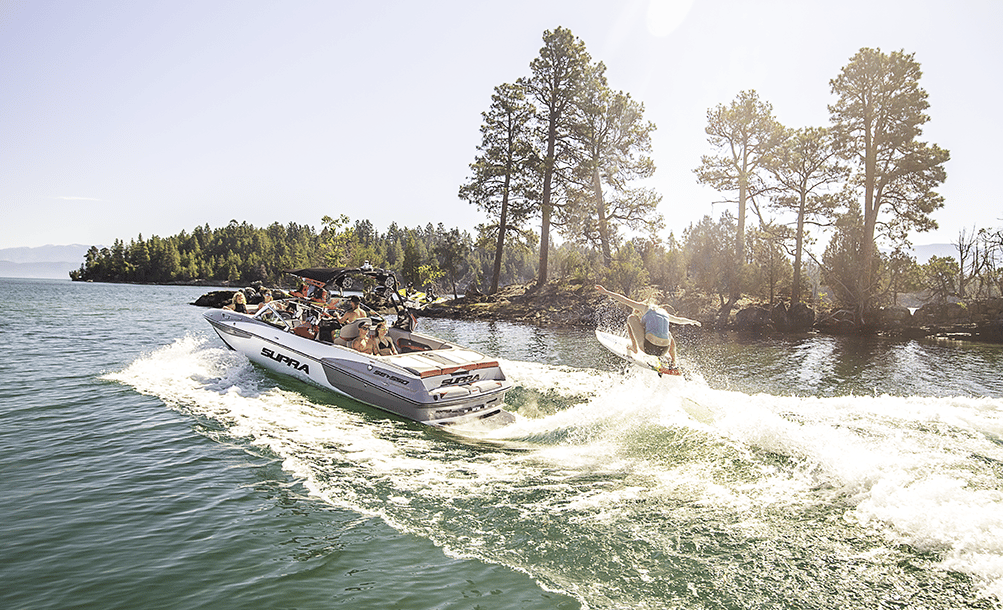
[254,302,292,329]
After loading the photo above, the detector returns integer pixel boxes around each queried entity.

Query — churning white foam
[109,335,1003,599]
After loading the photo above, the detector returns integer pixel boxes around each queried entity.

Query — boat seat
[339,318,371,339]
[334,318,371,346]
[293,323,317,339]
[397,337,431,353]
[318,320,340,343]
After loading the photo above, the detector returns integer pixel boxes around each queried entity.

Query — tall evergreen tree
[566,62,662,264]
[320,214,354,267]
[523,26,590,287]
[436,228,471,299]
[694,90,784,322]
[767,127,848,303]
[829,47,950,318]
[459,82,538,294]
[683,212,739,307]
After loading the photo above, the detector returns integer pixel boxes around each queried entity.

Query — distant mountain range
[0,242,960,280]
[912,243,956,262]
[0,244,95,279]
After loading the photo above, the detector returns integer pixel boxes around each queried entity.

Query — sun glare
[646,0,694,37]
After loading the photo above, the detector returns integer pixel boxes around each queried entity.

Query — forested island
[70,29,1003,340]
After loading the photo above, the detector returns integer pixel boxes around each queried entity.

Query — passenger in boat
[242,289,272,314]
[595,284,701,366]
[335,295,366,325]
[351,320,376,354]
[224,291,248,313]
[373,321,398,356]
[309,287,328,304]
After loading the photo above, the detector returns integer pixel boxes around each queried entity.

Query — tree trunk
[490,172,512,295]
[539,202,551,287]
[858,120,878,324]
[792,190,805,304]
[734,172,747,303]
[718,294,739,328]
[593,166,612,264]
[537,126,557,288]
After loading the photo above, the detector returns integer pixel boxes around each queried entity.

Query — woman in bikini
[351,320,376,354]
[373,321,398,356]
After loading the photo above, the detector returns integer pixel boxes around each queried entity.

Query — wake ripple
[109,336,1003,607]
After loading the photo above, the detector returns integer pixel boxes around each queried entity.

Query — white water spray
[109,335,1003,602]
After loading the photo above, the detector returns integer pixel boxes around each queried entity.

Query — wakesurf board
[595,329,681,377]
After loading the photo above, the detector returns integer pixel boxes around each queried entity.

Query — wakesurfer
[595,284,701,368]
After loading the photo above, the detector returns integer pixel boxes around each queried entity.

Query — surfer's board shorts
[643,338,669,357]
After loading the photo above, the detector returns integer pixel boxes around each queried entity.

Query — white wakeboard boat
[204,265,514,427]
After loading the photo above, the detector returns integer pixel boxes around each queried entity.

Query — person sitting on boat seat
[224,291,248,313]
[595,284,701,367]
[335,295,366,325]
[373,321,398,356]
[334,317,372,346]
[351,320,376,354]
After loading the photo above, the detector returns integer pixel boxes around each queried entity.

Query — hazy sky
[2,0,999,250]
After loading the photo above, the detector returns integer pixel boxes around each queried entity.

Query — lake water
[3,278,1003,609]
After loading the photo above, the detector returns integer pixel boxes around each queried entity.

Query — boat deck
[385,349,501,378]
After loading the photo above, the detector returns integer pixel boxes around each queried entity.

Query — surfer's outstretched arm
[667,314,702,327]
[595,285,645,311]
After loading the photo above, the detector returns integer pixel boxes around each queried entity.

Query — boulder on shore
[191,285,289,308]
[734,306,772,332]
[788,302,816,331]
[732,302,816,333]
[192,289,239,308]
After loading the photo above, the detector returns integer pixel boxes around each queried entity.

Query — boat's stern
[315,347,512,426]
[364,349,513,426]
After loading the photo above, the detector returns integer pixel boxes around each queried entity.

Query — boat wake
[109,334,1003,607]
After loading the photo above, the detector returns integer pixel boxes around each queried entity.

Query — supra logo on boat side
[440,373,480,387]
[260,347,310,373]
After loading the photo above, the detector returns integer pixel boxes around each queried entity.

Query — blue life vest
[641,307,671,341]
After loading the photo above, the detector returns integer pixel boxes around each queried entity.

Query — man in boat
[351,319,376,354]
[334,295,366,325]
[595,285,701,367]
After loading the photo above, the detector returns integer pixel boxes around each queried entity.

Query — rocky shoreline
[192,281,1003,344]
[421,282,1003,343]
